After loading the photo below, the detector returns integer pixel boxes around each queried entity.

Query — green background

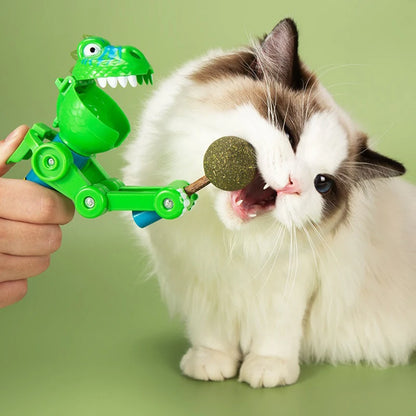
[1,1,415,415]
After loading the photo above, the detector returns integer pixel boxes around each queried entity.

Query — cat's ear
[356,145,406,180]
[252,18,303,89]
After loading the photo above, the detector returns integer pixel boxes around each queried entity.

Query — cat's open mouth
[230,173,277,220]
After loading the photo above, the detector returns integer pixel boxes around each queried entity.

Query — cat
[123,18,416,388]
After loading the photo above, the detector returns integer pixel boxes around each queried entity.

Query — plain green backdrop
[1,1,415,415]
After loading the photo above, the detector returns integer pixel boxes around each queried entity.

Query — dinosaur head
[72,36,153,86]
[56,36,153,156]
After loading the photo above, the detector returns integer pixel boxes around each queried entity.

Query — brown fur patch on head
[189,50,325,151]
[190,51,257,83]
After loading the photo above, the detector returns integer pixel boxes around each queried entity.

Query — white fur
[123,51,416,388]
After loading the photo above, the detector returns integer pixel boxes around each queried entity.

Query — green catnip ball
[203,136,257,191]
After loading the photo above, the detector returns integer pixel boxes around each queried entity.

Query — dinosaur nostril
[129,49,141,59]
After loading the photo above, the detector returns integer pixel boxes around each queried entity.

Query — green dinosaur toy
[7,36,197,228]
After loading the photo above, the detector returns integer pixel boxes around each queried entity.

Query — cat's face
[214,105,350,230]
[182,19,405,231]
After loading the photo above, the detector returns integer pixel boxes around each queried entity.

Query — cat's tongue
[230,174,277,220]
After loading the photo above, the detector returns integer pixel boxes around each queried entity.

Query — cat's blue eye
[314,174,334,194]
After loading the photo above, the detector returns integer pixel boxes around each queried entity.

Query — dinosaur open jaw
[95,72,153,89]
[230,173,277,221]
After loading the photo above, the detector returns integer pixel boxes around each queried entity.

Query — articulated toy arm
[81,157,125,191]
[72,180,197,221]
[7,128,197,226]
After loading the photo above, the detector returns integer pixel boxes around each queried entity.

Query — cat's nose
[276,176,301,195]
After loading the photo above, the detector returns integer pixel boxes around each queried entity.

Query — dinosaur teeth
[107,77,118,88]
[128,75,138,87]
[97,77,107,88]
[117,76,128,88]
[96,75,148,89]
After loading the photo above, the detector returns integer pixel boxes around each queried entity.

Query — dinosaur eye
[83,43,102,57]
[314,174,334,194]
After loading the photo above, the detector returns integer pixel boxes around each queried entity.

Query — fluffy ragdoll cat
[123,19,416,388]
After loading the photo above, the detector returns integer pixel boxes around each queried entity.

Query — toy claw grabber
[7,36,197,228]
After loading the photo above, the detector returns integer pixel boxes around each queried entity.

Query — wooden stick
[184,176,210,195]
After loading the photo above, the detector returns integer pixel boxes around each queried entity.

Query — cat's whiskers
[368,122,399,146]
[283,223,294,297]
[281,100,291,141]
[324,81,361,92]
[344,160,396,169]
[264,76,276,127]
[300,222,320,274]
[302,72,324,121]
[301,71,319,121]
[314,63,368,84]
[334,172,354,188]
[292,224,300,295]
[285,223,300,298]
[307,219,339,265]
[234,46,259,79]
[255,222,286,292]
[343,160,403,177]
[224,228,238,261]
[251,38,279,128]
[303,69,317,91]
[303,63,365,121]
[303,91,318,122]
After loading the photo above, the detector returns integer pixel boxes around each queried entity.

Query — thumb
[0,125,30,176]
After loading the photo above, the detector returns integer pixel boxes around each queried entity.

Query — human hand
[0,125,75,308]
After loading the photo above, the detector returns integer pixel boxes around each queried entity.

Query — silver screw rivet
[163,198,174,210]
[84,197,95,208]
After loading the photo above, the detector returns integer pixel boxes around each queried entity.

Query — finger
[0,279,28,308]
[0,253,50,282]
[0,179,75,225]
[0,125,30,176]
[0,218,62,256]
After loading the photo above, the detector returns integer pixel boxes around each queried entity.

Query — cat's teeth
[236,199,243,206]
[263,183,270,190]
[97,77,107,88]
[118,76,128,88]
[107,77,118,88]
[128,75,138,87]
[248,213,257,218]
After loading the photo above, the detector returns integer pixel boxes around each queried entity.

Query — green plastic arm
[76,182,195,220]
[23,139,196,221]
[7,123,58,164]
